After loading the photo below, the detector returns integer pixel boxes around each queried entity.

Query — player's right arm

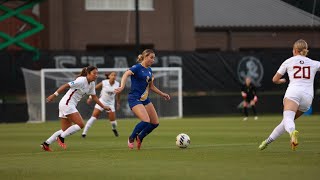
[273,60,288,84]
[46,83,70,102]
[115,70,133,94]
[272,73,286,84]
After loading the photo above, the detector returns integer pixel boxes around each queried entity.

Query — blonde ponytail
[293,39,309,56]
[136,49,155,63]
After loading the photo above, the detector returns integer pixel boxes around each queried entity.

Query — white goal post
[23,67,182,122]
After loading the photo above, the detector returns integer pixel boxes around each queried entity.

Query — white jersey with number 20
[277,55,320,99]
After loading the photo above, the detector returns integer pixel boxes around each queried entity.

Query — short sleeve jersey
[277,55,320,97]
[128,63,153,101]
[100,79,120,104]
[60,76,96,106]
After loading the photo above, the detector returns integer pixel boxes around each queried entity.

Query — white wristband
[54,91,59,96]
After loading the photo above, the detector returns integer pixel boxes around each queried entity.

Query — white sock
[282,110,296,134]
[110,120,117,130]
[82,117,97,135]
[45,129,63,145]
[60,124,81,138]
[266,121,285,144]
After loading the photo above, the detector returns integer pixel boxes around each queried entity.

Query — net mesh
[22,68,182,122]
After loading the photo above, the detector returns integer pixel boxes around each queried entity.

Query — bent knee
[78,123,85,129]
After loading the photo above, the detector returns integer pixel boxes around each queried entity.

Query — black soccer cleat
[112,129,119,137]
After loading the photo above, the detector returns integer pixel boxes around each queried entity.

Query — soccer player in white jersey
[82,71,120,138]
[40,66,111,152]
[259,39,320,151]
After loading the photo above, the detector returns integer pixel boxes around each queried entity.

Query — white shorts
[284,91,313,112]
[94,99,115,112]
[59,104,78,118]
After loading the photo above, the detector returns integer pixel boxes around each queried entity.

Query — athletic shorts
[284,91,313,112]
[59,104,78,118]
[94,99,115,112]
[244,97,254,103]
[128,97,151,109]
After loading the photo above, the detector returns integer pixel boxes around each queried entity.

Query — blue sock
[129,121,149,140]
[138,123,159,141]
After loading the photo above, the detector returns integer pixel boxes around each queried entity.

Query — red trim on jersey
[66,89,77,105]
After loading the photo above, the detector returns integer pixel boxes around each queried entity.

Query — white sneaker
[254,116,258,120]
[243,117,248,121]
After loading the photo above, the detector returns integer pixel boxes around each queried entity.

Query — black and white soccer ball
[176,133,191,148]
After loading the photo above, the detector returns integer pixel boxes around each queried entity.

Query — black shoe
[112,129,119,137]
[81,134,86,138]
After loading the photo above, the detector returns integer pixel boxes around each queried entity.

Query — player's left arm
[149,79,170,101]
[91,94,111,111]
[95,82,103,90]
[116,93,121,110]
[252,85,258,102]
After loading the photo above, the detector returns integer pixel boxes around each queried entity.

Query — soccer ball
[176,133,191,148]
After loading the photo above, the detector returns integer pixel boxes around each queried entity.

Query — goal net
[22,67,183,122]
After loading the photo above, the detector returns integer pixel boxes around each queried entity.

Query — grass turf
[0,115,319,180]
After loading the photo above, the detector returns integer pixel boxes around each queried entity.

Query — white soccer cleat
[243,117,248,121]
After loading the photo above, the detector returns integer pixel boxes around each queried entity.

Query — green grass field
[0,115,319,180]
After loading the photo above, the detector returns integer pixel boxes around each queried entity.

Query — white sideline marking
[0,140,320,158]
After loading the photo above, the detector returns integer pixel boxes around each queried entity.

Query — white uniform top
[59,76,96,106]
[277,55,320,98]
[99,79,120,105]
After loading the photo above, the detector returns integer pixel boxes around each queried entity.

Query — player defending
[82,72,120,137]
[241,77,258,121]
[259,39,320,151]
[41,66,110,151]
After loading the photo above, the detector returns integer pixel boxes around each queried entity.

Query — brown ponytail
[77,66,97,78]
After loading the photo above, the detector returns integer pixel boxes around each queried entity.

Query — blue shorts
[128,97,151,109]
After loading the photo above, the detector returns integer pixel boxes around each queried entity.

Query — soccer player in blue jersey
[115,49,170,150]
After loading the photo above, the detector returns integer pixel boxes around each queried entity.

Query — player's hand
[241,92,247,98]
[103,106,111,111]
[115,87,124,94]
[46,94,55,103]
[279,78,286,84]
[254,96,258,103]
[86,98,92,105]
[162,93,170,101]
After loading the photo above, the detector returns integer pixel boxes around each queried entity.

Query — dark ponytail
[77,66,97,78]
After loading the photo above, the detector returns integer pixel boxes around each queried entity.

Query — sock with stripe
[266,121,285,144]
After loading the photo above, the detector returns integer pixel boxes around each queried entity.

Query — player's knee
[78,122,85,129]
